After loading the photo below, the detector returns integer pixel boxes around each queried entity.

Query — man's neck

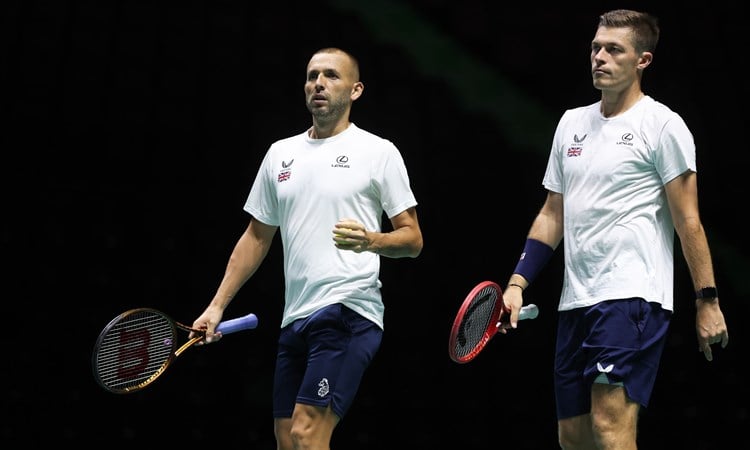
[600,86,644,118]
[309,119,351,139]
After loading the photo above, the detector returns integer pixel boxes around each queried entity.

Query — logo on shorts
[317,378,330,397]
[596,362,614,373]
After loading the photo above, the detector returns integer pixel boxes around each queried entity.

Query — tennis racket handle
[518,304,539,320]
[216,313,259,334]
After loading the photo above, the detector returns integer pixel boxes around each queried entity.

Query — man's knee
[558,414,596,450]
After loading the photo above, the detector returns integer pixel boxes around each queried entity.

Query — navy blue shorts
[272,303,383,420]
[554,298,672,420]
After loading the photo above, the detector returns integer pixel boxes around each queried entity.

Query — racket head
[92,308,191,394]
[448,281,505,363]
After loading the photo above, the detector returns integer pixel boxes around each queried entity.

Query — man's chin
[592,79,608,90]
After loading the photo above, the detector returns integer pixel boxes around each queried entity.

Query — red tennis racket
[92,308,258,394]
[448,281,538,363]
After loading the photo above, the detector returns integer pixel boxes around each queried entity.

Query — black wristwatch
[695,286,718,302]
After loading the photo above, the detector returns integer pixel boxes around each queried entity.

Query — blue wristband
[513,238,554,284]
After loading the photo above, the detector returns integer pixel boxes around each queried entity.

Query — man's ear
[638,51,653,70]
[351,81,364,101]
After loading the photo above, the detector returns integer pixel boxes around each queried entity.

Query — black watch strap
[695,286,718,301]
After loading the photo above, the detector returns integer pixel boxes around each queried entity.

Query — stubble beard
[308,96,348,124]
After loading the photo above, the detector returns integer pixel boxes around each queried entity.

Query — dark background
[3,0,747,448]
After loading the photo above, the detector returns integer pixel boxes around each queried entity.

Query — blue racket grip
[216,313,258,335]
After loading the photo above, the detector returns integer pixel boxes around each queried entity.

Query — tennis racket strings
[452,284,498,360]
[93,310,178,393]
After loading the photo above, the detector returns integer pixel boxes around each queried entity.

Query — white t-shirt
[543,96,695,312]
[244,123,417,329]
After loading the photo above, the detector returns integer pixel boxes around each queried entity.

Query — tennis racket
[448,281,538,364]
[92,308,258,394]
